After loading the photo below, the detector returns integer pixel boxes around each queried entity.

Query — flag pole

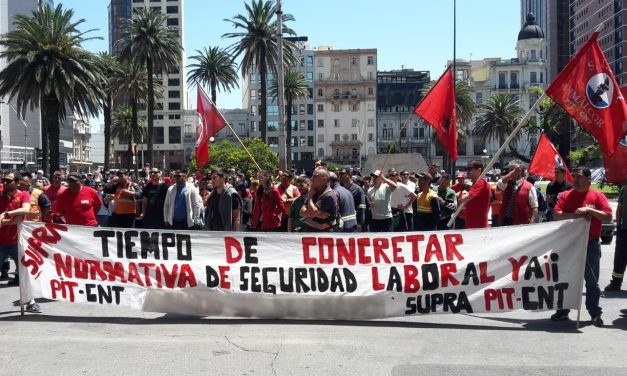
[447,92,547,227]
[450,0,457,176]
[197,84,263,172]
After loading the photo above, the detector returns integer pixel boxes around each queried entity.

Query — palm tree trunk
[104,94,112,171]
[39,98,49,176]
[44,96,60,175]
[211,80,217,105]
[146,57,154,168]
[131,97,139,175]
[259,52,268,143]
[286,96,293,168]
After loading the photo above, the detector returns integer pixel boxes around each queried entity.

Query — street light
[0,101,28,170]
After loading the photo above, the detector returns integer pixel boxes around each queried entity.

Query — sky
[57,0,521,128]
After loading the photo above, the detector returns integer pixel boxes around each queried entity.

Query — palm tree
[223,0,298,143]
[108,61,161,170]
[473,93,524,168]
[187,46,239,105]
[0,4,103,175]
[96,52,122,171]
[269,70,309,166]
[118,7,182,167]
[111,106,146,169]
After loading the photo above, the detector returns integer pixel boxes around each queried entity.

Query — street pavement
[1,204,625,375]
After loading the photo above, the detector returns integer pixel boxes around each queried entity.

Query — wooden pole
[447,93,547,227]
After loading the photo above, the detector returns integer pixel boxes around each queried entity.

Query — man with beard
[205,169,241,231]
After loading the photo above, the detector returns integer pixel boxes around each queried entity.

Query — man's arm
[231,208,241,231]
[530,207,538,223]
[0,199,31,226]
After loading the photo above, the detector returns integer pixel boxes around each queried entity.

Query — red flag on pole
[545,31,627,157]
[528,133,573,183]
[603,135,627,184]
[196,86,228,169]
[414,65,458,160]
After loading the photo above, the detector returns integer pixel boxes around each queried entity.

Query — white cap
[37,170,43,174]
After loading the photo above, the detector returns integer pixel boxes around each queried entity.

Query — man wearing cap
[550,167,612,327]
[436,173,457,230]
[414,172,440,231]
[496,160,538,226]
[55,172,102,226]
[545,166,573,222]
[428,164,442,186]
[451,172,466,193]
[339,169,366,232]
[35,169,49,186]
[0,172,30,286]
[164,170,203,230]
[366,169,397,232]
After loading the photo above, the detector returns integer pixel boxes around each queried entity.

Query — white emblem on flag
[585,72,614,109]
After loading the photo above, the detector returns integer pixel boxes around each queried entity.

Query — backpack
[535,187,547,212]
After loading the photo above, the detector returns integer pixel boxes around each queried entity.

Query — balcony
[329,139,362,147]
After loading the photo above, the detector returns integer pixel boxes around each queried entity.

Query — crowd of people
[0,159,623,326]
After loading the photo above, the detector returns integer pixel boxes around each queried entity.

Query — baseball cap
[456,172,466,178]
[67,172,82,182]
[417,172,433,180]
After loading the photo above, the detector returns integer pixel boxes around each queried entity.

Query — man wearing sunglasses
[0,172,30,286]
[459,160,492,229]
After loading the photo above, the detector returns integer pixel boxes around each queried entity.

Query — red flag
[414,65,458,160]
[528,133,573,183]
[196,86,228,169]
[603,135,627,184]
[545,32,627,157]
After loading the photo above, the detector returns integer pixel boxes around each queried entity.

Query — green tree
[269,70,309,167]
[473,93,524,167]
[384,143,402,154]
[118,7,182,168]
[0,4,104,175]
[223,0,298,143]
[96,52,122,171]
[111,105,146,169]
[187,46,239,105]
[189,138,278,178]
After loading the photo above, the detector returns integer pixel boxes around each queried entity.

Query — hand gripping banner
[18,220,588,319]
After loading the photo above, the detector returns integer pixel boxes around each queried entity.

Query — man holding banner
[459,160,491,229]
[550,167,612,327]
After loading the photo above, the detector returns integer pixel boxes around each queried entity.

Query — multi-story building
[455,12,548,167]
[0,0,60,170]
[108,0,132,57]
[521,0,548,37]
[109,0,190,171]
[376,69,431,158]
[313,47,377,166]
[68,114,93,172]
[213,109,250,143]
[242,38,316,169]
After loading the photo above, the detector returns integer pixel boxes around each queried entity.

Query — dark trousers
[169,220,190,230]
[437,218,451,230]
[109,213,135,228]
[556,239,602,318]
[611,228,627,283]
[392,210,412,231]
[370,218,393,232]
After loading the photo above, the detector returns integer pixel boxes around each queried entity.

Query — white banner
[18,220,589,319]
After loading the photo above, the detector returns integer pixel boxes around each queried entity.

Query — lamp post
[0,101,28,170]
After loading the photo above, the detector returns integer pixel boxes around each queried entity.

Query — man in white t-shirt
[389,168,417,231]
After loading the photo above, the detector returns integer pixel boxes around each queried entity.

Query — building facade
[0,0,54,170]
[241,39,316,169]
[455,12,548,168]
[68,114,93,172]
[313,47,377,166]
[376,69,431,158]
[110,0,190,171]
[521,0,548,37]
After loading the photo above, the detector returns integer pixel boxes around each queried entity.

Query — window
[300,136,306,146]
[351,103,359,111]
[290,137,297,147]
[251,105,257,115]
[150,6,160,12]
[368,71,374,80]
[291,120,297,131]
[318,148,324,156]
[367,56,374,65]
[317,119,324,128]
[300,120,305,130]
[307,104,314,115]
[168,114,180,120]
[351,134,358,141]
[334,119,340,127]
[299,104,305,114]
[267,121,278,132]
[308,136,314,146]
[155,115,164,120]
[318,134,324,142]
[475,92,483,105]
[510,72,518,88]
[166,6,178,13]
[299,57,305,66]
[168,78,180,86]
[368,133,373,141]
[334,134,340,141]
[351,88,358,98]
[352,119,358,127]
[250,89,256,99]
[498,72,506,88]
[306,56,313,67]
[530,49,537,60]
[308,88,313,98]
[168,90,180,98]
[334,73,339,81]
[333,58,340,65]
[251,121,257,132]
[317,104,324,112]
[368,87,374,95]
[333,89,340,97]
[368,118,374,127]
[530,72,537,83]
[167,18,179,26]
[351,57,357,65]
[155,103,164,110]
[306,72,313,82]
[367,103,374,111]
[168,126,181,144]
[267,105,278,115]
[154,127,164,144]
[269,137,278,147]
[318,73,323,81]
[169,102,180,110]
[317,88,323,97]
[540,72,544,83]
[333,104,340,112]
[267,73,274,81]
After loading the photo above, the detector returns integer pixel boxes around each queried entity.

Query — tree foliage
[187,46,239,105]
[188,138,278,177]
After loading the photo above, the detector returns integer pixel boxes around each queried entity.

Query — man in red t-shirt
[459,160,491,229]
[0,173,30,281]
[550,167,612,327]
[44,171,67,216]
[55,173,102,226]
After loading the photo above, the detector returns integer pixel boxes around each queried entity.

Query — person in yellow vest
[18,176,51,222]
[414,172,440,231]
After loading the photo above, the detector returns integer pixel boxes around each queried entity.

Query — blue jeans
[556,239,602,318]
[0,244,18,278]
